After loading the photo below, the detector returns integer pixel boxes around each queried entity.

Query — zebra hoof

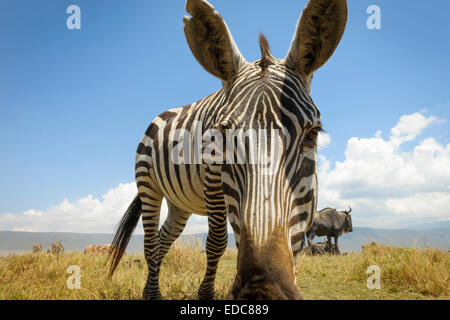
[198,290,215,300]
[142,290,162,300]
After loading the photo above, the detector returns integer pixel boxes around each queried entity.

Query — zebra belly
[137,133,208,216]
[157,163,208,216]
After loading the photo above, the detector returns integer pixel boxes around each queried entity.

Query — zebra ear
[285,0,347,89]
[183,0,247,83]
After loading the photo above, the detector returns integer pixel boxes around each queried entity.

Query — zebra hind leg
[140,187,164,300]
[198,213,228,300]
[155,201,192,284]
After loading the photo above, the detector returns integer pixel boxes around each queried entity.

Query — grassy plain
[0,244,448,300]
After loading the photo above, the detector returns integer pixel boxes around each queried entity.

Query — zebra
[108,0,347,300]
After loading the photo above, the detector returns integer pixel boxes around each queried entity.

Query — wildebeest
[305,207,353,254]
[49,241,64,254]
[301,241,331,255]
[32,243,43,254]
[84,244,112,255]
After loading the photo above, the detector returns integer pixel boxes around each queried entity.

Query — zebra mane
[258,33,273,72]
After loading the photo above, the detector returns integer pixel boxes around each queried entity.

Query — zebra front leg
[228,212,240,250]
[198,213,228,300]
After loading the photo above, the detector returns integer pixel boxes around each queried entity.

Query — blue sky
[0,0,449,232]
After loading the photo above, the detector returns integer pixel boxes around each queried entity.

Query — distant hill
[0,227,449,256]
[182,228,450,252]
[407,220,450,231]
[336,227,449,252]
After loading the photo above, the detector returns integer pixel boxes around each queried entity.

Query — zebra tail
[108,195,142,278]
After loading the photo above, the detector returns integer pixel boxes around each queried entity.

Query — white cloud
[318,112,450,229]
[390,112,437,147]
[318,132,331,150]
[12,227,38,232]
[23,209,43,217]
[0,182,211,235]
[0,183,139,234]
[1,111,447,233]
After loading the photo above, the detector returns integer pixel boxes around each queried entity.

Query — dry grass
[350,244,450,297]
[0,241,236,300]
[0,243,448,300]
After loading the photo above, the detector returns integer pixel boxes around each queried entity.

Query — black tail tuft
[108,195,142,278]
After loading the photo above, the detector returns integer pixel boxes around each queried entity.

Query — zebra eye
[308,129,319,141]
[303,128,320,148]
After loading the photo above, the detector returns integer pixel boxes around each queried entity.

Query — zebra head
[184,0,347,299]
